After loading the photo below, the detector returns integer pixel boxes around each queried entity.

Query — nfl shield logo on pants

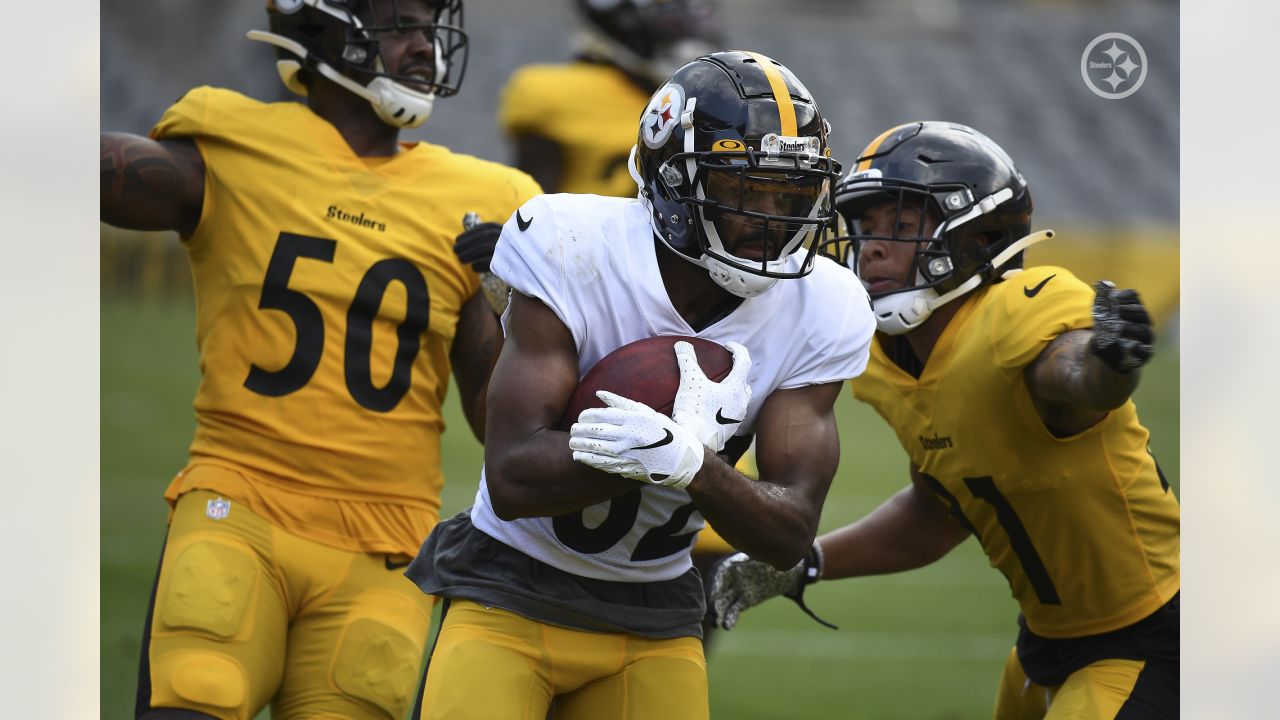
[205,497,231,520]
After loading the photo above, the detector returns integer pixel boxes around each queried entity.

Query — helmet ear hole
[341,44,369,65]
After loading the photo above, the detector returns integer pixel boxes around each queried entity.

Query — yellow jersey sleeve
[499,62,650,197]
[990,266,1096,370]
[152,87,540,557]
[151,86,215,139]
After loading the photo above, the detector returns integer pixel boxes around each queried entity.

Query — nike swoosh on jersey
[1024,273,1057,297]
[516,210,533,232]
[716,409,743,425]
[631,429,674,450]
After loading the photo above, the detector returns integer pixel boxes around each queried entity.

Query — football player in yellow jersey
[709,122,1179,719]
[499,0,721,196]
[100,2,541,718]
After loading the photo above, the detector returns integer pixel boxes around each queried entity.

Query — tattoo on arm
[1026,329,1140,433]
[100,133,204,235]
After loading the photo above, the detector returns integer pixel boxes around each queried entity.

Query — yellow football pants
[420,599,708,720]
[140,490,435,720]
[993,646,1174,719]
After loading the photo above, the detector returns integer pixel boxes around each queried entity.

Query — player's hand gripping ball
[673,340,751,453]
[570,391,707,488]
[564,336,742,489]
[1088,280,1155,374]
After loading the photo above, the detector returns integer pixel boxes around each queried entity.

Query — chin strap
[926,229,1055,312]
[246,29,436,128]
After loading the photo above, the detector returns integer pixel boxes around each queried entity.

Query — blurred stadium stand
[101,0,1177,321]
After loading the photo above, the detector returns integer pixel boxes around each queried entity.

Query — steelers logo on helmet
[642,83,686,150]
[630,51,842,299]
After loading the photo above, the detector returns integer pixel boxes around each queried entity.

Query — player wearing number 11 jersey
[99,2,540,718]
[709,123,1180,718]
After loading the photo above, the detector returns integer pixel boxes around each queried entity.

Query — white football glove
[672,340,752,453]
[709,545,835,631]
[569,390,706,489]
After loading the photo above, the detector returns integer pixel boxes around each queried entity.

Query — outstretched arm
[708,463,969,630]
[483,292,637,519]
[1024,281,1154,436]
[817,465,971,579]
[100,133,204,237]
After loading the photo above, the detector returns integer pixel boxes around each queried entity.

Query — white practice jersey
[471,193,875,582]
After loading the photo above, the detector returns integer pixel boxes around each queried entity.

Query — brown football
[560,336,734,429]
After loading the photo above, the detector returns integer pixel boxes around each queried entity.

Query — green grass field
[102,294,1180,719]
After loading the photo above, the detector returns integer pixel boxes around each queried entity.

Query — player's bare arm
[687,381,843,570]
[708,461,972,631]
[513,134,564,194]
[1025,280,1155,435]
[100,133,204,236]
[1025,330,1132,435]
[484,292,639,519]
[817,464,971,580]
[449,291,504,441]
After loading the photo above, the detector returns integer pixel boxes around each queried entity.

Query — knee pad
[158,537,258,640]
[153,650,250,716]
[331,590,431,718]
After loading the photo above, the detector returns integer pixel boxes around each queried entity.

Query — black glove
[1088,280,1155,374]
[453,221,503,273]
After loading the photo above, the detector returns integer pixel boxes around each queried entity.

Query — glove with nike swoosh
[1088,280,1155,374]
[672,340,752,453]
[709,544,836,631]
[569,391,706,489]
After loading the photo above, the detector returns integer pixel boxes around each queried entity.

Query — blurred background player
[501,0,722,196]
[710,122,1179,719]
[453,0,741,647]
[100,1,540,717]
[407,51,874,719]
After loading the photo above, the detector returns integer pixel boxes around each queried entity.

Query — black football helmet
[827,121,1050,334]
[248,0,467,128]
[575,0,723,86]
[629,51,841,298]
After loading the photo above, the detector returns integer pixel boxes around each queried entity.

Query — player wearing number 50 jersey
[100,2,540,718]
[406,51,874,720]
[709,122,1179,719]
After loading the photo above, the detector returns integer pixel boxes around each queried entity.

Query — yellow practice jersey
[152,87,541,557]
[851,266,1179,638]
[500,61,650,197]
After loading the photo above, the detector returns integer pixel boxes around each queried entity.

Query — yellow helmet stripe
[856,124,909,171]
[745,51,797,136]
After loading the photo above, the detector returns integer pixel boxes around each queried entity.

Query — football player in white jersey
[405,51,875,719]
